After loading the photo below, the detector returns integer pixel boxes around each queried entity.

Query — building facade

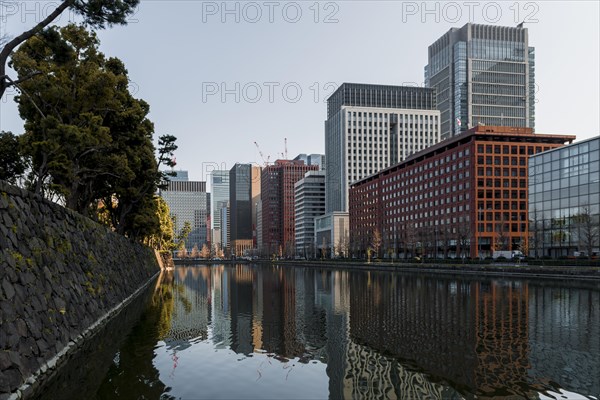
[261,160,319,257]
[168,170,189,181]
[229,164,261,256]
[294,153,326,170]
[349,126,574,259]
[220,202,230,255]
[210,170,230,250]
[256,198,263,254]
[425,23,535,140]
[529,136,600,257]
[325,83,440,213]
[315,212,349,258]
[160,177,211,252]
[294,171,326,257]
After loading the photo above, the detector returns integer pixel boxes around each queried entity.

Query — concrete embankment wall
[0,181,159,397]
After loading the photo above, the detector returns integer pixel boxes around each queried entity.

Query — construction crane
[254,141,270,166]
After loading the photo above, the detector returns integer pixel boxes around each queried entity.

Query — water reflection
[95,265,599,399]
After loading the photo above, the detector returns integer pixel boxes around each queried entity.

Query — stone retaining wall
[0,181,159,397]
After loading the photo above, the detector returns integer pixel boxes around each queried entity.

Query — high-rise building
[261,160,319,257]
[529,136,600,258]
[425,23,535,140]
[220,202,230,255]
[294,170,326,257]
[325,83,440,213]
[349,126,575,259]
[210,170,230,250]
[160,175,210,252]
[256,198,263,254]
[229,164,261,256]
[294,153,326,171]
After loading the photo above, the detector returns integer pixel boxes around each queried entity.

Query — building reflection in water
[159,265,599,399]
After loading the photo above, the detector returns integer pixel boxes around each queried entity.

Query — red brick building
[261,160,318,256]
[349,126,575,259]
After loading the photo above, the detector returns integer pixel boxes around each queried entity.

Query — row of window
[530,139,599,166]
[472,83,525,96]
[472,71,526,85]
[472,60,526,74]
[472,105,526,118]
[477,190,527,200]
[472,94,527,107]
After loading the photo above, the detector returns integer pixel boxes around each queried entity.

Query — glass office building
[229,164,261,255]
[528,137,600,257]
[211,170,230,249]
[425,23,535,140]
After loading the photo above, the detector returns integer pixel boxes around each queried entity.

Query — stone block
[14,320,27,337]
[1,280,14,301]
[0,352,11,370]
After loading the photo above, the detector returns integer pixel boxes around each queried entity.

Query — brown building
[349,126,575,259]
[261,160,319,257]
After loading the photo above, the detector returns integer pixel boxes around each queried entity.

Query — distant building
[261,160,319,257]
[294,171,326,257]
[256,198,263,254]
[229,164,261,256]
[168,170,189,181]
[349,126,575,259]
[315,212,349,258]
[294,153,325,170]
[529,136,600,257]
[220,202,230,255]
[325,83,440,213]
[211,170,230,250]
[160,176,210,252]
[425,23,535,140]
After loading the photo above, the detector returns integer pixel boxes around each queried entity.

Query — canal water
[39,264,599,399]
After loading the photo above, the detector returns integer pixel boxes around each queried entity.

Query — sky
[1,1,599,185]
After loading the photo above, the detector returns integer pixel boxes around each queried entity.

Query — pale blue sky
[1,1,598,182]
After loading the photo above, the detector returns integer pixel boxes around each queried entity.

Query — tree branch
[0,0,74,97]
[4,75,46,119]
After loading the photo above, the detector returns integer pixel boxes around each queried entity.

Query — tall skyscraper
[294,170,326,257]
[159,174,210,252]
[425,23,535,140]
[229,164,261,256]
[261,160,319,256]
[220,202,230,255]
[325,83,440,213]
[211,170,230,250]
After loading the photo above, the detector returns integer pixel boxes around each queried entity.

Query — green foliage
[0,131,26,184]
[176,221,192,250]
[1,0,140,98]
[12,24,177,242]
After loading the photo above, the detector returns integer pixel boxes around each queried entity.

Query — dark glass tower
[425,23,535,140]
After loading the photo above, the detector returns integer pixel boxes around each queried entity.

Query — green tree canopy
[12,24,176,241]
[0,131,26,184]
[1,0,139,98]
